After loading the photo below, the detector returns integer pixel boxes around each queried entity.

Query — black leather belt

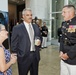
[64,42,75,46]
[30,51,35,53]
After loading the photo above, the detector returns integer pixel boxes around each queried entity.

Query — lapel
[21,23,30,40]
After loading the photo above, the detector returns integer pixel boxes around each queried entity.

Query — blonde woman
[0,24,17,75]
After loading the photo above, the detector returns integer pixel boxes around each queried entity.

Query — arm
[35,25,42,47]
[11,26,18,53]
[38,26,42,47]
[67,44,76,59]
[0,48,17,72]
[46,27,48,34]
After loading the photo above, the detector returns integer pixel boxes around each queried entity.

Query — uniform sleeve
[67,43,76,59]
[60,23,64,51]
[60,35,64,51]
[11,26,19,53]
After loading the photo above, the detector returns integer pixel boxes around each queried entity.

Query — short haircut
[22,8,32,15]
[63,5,76,10]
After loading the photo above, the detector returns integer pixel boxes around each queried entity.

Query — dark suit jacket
[11,23,42,64]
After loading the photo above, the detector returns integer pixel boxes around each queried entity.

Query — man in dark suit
[11,8,42,75]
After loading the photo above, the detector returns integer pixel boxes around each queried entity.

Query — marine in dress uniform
[60,5,76,75]
[60,16,76,65]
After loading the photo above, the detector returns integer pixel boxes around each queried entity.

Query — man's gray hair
[22,8,32,15]
[63,5,76,10]
[63,5,76,14]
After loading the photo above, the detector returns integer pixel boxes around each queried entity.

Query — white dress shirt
[23,21,35,51]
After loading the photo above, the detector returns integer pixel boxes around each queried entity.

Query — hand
[10,53,17,64]
[4,72,7,75]
[35,39,41,46]
[43,31,47,34]
[61,53,69,60]
[37,40,41,46]
[59,52,69,60]
[44,31,47,34]
[59,51,63,57]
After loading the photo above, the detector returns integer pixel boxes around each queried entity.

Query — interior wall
[0,0,8,11]
[17,4,25,22]
[8,4,17,23]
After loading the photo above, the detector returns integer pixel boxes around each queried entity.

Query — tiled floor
[12,45,60,75]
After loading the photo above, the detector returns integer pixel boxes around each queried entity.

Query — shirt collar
[23,21,31,25]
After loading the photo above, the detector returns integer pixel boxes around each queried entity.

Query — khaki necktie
[29,24,35,51]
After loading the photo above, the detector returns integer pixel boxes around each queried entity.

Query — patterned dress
[0,46,12,75]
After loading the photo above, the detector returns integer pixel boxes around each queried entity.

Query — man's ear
[22,15,24,19]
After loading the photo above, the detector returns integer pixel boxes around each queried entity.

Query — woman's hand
[4,71,7,75]
[10,53,17,65]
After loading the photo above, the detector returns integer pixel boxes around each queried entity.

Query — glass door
[51,0,64,39]
[51,13,62,39]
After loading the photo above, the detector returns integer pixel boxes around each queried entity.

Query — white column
[26,0,48,19]
[26,0,51,45]
[49,0,52,44]
[0,0,8,12]
[64,0,69,5]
